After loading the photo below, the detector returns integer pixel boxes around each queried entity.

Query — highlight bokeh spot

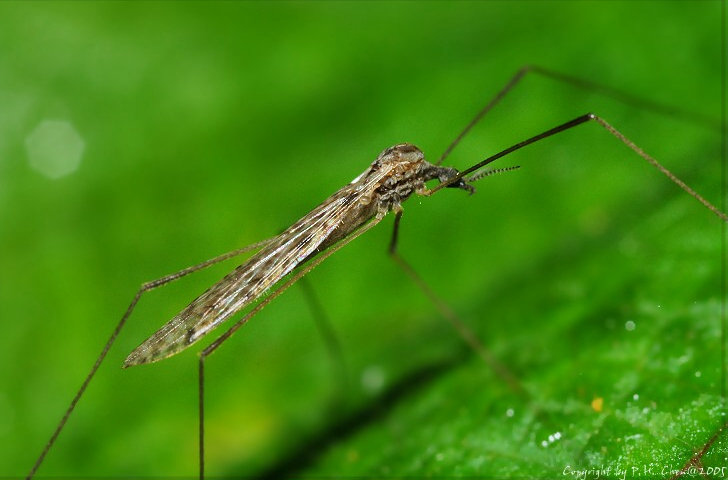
[25,119,84,179]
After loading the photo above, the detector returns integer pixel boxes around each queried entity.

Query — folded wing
[124,163,392,366]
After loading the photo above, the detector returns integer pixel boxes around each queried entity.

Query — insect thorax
[372,143,462,209]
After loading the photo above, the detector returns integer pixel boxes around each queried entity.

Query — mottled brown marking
[123,144,471,367]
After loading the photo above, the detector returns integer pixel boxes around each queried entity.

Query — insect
[25,66,727,479]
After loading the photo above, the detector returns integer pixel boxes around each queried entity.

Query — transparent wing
[124,164,393,366]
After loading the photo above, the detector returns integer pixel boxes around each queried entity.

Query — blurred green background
[1,1,725,478]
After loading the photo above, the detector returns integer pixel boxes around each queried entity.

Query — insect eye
[446,178,476,195]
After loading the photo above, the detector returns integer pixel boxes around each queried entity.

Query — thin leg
[299,277,349,405]
[590,115,726,221]
[437,65,721,166]
[198,354,205,480]
[437,66,530,165]
[388,209,527,397]
[26,238,275,480]
[433,113,728,223]
[197,213,385,478]
[529,66,722,132]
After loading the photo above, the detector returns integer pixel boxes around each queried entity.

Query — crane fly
[123,143,475,367]
[27,66,728,479]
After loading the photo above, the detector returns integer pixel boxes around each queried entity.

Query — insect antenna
[466,165,521,183]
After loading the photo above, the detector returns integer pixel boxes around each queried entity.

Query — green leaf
[1,2,724,479]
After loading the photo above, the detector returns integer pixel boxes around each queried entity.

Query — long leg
[432,112,728,223]
[431,66,726,221]
[528,66,722,132]
[388,208,527,397]
[436,65,722,166]
[298,277,349,405]
[197,212,386,479]
[26,238,275,480]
